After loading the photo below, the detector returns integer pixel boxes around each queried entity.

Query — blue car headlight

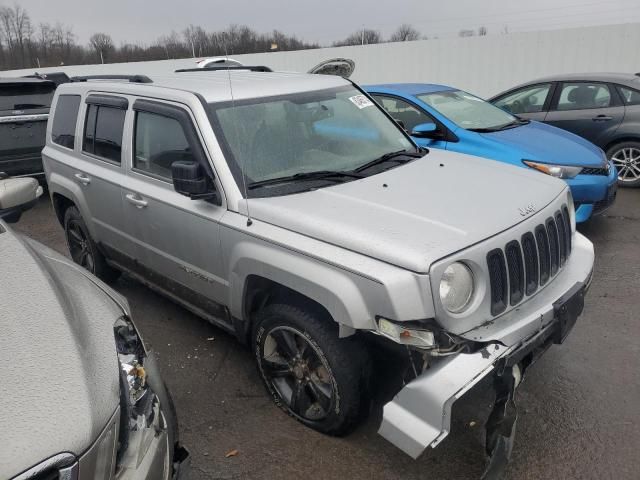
[523,160,583,179]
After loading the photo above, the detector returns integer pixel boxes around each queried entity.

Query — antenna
[223,37,253,227]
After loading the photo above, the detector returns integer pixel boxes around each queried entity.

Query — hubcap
[67,221,95,272]
[611,147,640,182]
[260,326,334,421]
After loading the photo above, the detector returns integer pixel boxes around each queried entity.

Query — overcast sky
[6,0,640,45]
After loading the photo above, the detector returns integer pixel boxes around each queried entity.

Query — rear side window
[51,95,80,149]
[618,85,640,106]
[83,104,125,163]
[556,83,611,111]
[134,111,190,180]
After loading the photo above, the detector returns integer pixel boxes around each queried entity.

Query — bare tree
[390,24,420,42]
[89,32,113,63]
[478,26,488,36]
[333,28,381,46]
[0,5,33,68]
[458,29,476,37]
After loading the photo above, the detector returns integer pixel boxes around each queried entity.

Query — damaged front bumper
[378,275,591,473]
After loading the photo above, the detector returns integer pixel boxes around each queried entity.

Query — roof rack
[175,66,273,73]
[71,74,153,84]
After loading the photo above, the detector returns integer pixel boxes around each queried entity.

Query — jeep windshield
[417,90,527,132]
[208,86,417,197]
[0,81,55,114]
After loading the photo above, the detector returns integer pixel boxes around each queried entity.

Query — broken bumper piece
[378,280,588,464]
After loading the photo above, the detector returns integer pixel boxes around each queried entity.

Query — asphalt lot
[13,188,640,480]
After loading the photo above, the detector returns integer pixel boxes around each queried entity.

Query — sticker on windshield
[349,95,374,109]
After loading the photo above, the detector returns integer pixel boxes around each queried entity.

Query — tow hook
[482,364,521,480]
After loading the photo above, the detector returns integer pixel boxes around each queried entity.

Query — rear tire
[607,141,640,187]
[253,303,370,436]
[63,206,120,283]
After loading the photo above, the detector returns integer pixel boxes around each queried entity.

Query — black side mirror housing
[171,161,216,200]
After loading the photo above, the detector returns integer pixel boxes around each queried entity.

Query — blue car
[364,83,618,222]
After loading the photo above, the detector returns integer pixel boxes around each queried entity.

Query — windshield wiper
[248,170,364,189]
[354,149,424,173]
[468,119,528,133]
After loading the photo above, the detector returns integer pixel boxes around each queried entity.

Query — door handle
[125,193,148,208]
[592,115,612,121]
[74,173,91,185]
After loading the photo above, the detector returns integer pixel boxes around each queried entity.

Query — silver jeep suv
[44,70,594,473]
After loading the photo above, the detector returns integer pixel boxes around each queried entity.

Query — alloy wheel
[66,221,95,272]
[611,147,640,182]
[260,326,334,421]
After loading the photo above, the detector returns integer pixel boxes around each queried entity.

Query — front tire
[607,141,640,187]
[63,206,120,283]
[253,303,370,436]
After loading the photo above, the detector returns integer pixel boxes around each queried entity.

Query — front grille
[487,205,572,316]
[581,167,608,175]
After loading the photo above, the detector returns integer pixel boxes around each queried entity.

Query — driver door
[371,94,447,149]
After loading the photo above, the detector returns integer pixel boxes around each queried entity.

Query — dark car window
[493,83,552,114]
[83,104,125,163]
[372,94,434,131]
[134,111,191,180]
[617,85,640,106]
[51,95,81,149]
[0,83,55,112]
[556,83,611,111]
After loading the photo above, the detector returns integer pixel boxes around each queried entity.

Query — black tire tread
[253,303,370,436]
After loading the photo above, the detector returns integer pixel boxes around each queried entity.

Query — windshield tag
[349,95,374,109]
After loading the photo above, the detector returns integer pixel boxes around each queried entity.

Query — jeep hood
[0,227,123,479]
[248,150,567,273]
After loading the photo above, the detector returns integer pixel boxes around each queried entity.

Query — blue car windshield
[208,86,414,191]
[418,90,518,131]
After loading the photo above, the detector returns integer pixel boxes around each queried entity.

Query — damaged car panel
[0,179,188,480]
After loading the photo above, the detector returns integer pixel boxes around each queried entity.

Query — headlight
[114,317,162,470]
[439,262,475,313]
[523,160,583,179]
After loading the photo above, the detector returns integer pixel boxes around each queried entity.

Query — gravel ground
[13,188,640,480]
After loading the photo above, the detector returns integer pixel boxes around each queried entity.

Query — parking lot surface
[14,189,640,480]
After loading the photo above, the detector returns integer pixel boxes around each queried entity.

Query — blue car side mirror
[411,122,439,138]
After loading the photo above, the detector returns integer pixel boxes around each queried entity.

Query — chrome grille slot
[485,204,572,317]
[487,248,508,316]
[521,232,539,296]
[546,217,560,276]
[505,240,524,306]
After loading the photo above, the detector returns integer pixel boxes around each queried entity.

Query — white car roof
[57,71,352,104]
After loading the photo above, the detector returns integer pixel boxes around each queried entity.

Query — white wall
[2,23,640,97]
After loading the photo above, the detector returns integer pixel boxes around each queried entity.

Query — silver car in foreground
[0,178,189,479]
[43,70,594,476]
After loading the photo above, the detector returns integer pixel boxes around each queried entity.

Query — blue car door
[370,94,448,149]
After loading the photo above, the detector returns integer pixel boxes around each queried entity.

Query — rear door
[544,81,624,147]
[121,98,229,319]
[0,80,55,176]
[72,94,132,254]
[491,82,555,122]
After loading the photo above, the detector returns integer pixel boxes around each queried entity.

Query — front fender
[227,238,373,330]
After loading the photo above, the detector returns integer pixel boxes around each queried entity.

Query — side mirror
[0,176,43,224]
[171,161,216,200]
[411,122,440,139]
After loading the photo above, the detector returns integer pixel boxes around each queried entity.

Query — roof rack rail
[175,66,273,73]
[71,74,153,84]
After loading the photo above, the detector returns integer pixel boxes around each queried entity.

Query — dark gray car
[490,73,640,187]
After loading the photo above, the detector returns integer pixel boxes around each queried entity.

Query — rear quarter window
[51,95,81,149]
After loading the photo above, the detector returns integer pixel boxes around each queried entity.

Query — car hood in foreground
[478,120,605,166]
[248,149,567,273]
[0,228,124,479]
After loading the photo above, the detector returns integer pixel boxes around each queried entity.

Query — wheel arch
[604,136,640,155]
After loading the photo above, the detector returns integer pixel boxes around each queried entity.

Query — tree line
[0,4,488,71]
